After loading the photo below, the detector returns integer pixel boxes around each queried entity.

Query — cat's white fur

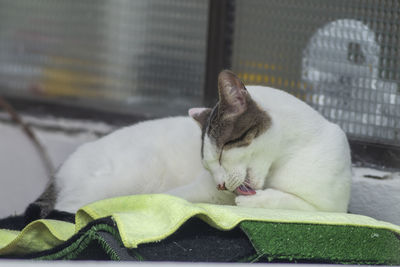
[55,117,212,212]
[54,85,351,213]
[201,86,351,212]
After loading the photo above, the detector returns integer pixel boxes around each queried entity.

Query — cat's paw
[235,193,260,208]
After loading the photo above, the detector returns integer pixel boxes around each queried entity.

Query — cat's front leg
[235,188,317,211]
[165,171,235,205]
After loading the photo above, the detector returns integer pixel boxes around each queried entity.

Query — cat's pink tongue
[235,185,256,195]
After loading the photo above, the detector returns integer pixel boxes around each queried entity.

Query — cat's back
[98,116,200,150]
[54,116,204,212]
[246,85,349,153]
[247,85,322,118]
[247,85,335,136]
[55,116,202,194]
[61,116,201,169]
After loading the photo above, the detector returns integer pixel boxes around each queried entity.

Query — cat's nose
[217,183,227,191]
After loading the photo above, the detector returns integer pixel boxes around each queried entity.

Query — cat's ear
[218,70,248,118]
[188,107,212,129]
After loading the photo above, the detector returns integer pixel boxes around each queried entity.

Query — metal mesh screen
[0,0,208,115]
[232,0,400,146]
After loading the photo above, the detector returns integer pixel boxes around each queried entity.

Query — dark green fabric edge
[239,221,400,265]
[34,223,122,260]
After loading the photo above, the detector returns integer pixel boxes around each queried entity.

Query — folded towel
[1,194,399,264]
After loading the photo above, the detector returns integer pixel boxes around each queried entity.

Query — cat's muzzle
[217,177,256,196]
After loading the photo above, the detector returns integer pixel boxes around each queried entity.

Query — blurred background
[0,0,399,223]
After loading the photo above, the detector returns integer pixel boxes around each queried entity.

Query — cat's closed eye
[224,126,256,149]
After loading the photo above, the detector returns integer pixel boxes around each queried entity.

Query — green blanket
[1,194,399,264]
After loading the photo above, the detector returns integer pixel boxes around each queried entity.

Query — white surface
[0,122,48,216]
[0,115,112,217]
[349,167,400,225]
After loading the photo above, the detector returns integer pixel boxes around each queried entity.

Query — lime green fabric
[0,219,74,255]
[1,194,399,257]
[0,229,19,247]
[76,194,400,249]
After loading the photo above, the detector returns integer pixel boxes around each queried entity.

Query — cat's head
[189,70,271,195]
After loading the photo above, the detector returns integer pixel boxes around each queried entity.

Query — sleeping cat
[26,70,352,221]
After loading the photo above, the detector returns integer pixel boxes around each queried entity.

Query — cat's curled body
[28,70,351,219]
[54,117,210,213]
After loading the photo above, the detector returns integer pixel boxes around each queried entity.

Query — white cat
[27,70,351,220]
